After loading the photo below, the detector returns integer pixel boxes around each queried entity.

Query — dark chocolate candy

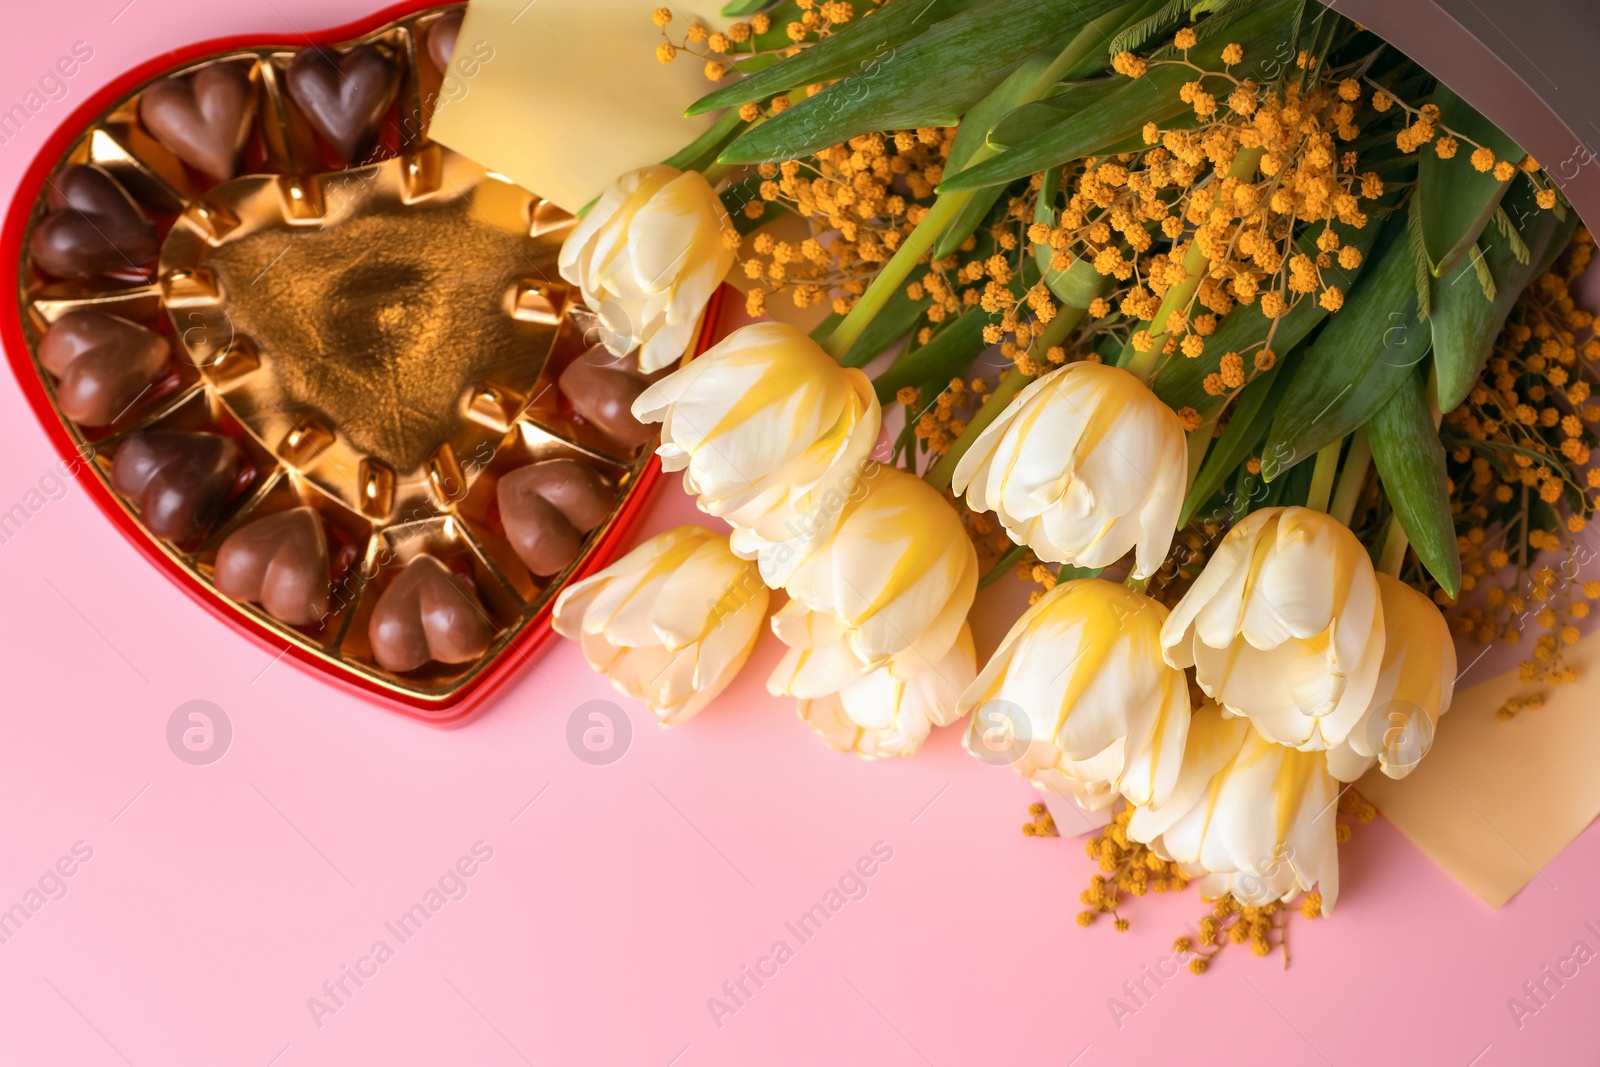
[497,459,616,576]
[213,507,330,626]
[138,63,256,182]
[285,44,400,164]
[368,555,495,672]
[110,430,239,542]
[557,345,662,448]
[38,311,170,427]
[427,10,462,72]
[29,165,157,280]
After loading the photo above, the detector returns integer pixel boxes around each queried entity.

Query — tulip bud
[1129,704,1341,914]
[1327,573,1456,781]
[559,165,736,373]
[632,321,881,549]
[774,624,977,759]
[952,362,1187,579]
[957,578,1191,809]
[755,464,977,687]
[553,525,767,724]
[1161,506,1385,750]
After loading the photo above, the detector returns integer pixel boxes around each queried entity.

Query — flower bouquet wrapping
[448,0,1600,964]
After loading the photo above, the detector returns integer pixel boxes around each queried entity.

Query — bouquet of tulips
[547,0,1598,935]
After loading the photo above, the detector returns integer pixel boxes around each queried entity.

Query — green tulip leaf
[718,0,1134,164]
[691,0,974,115]
[1414,83,1525,277]
[1369,366,1462,596]
[839,283,932,368]
[1178,345,1303,527]
[1261,217,1431,480]
[938,0,1300,193]
[1431,182,1578,411]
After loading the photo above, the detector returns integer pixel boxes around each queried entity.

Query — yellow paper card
[1361,627,1600,908]
[430,0,718,212]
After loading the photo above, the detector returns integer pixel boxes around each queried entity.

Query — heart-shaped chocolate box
[2,2,722,722]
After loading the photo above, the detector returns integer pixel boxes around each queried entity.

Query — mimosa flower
[558,165,736,373]
[951,361,1187,579]
[1161,506,1385,750]
[1128,704,1342,914]
[1326,573,1456,781]
[631,321,881,548]
[956,578,1190,810]
[553,525,767,725]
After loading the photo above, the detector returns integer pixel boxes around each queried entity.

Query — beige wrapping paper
[1361,626,1600,908]
[429,0,719,212]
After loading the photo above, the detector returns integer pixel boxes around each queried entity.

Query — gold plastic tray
[6,3,694,720]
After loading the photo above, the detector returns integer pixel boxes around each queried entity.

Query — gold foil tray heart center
[162,145,565,518]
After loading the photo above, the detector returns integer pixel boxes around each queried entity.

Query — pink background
[3,2,1600,1064]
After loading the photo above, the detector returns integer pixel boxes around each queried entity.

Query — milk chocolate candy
[368,554,496,672]
[285,44,400,164]
[110,430,239,542]
[427,10,463,72]
[138,63,256,182]
[498,459,616,576]
[29,165,157,279]
[38,311,170,427]
[557,345,661,448]
[213,507,330,626]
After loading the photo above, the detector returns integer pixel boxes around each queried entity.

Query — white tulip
[1161,506,1384,751]
[558,165,736,373]
[1326,573,1456,781]
[1128,704,1342,914]
[552,525,767,725]
[952,361,1187,579]
[631,321,881,550]
[773,624,977,759]
[956,578,1190,810]
[753,464,977,687]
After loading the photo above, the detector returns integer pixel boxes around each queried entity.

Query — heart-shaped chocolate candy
[497,459,617,576]
[38,311,171,427]
[138,63,256,182]
[557,346,664,448]
[427,10,462,72]
[30,165,158,280]
[213,507,330,626]
[110,430,239,542]
[368,554,496,673]
[285,44,400,164]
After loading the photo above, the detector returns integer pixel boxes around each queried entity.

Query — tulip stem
[822,190,973,361]
[1328,429,1372,526]
[1378,514,1410,577]
[1120,147,1266,383]
[1184,423,1212,496]
[1305,440,1343,513]
[924,366,1030,490]
[978,543,1030,589]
